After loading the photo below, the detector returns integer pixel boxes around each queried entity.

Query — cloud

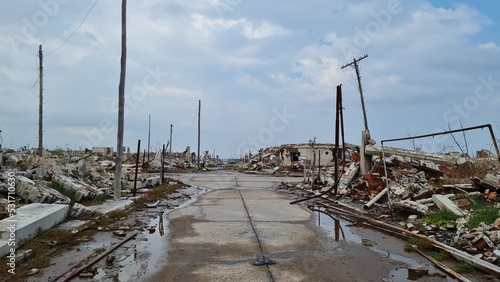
[478,41,500,53]
[190,13,290,39]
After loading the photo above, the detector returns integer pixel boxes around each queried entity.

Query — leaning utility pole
[341,54,371,174]
[197,99,201,171]
[114,0,127,201]
[38,44,43,156]
[341,54,369,132]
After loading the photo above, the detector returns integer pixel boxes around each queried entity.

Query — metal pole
[169,124,173,169]
[133,139,140,197]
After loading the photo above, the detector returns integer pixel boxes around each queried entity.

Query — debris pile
[0,147,204,219]
[235,146,283,173]
[276,144,500,268]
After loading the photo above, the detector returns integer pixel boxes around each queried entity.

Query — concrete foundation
[0,203,69,258]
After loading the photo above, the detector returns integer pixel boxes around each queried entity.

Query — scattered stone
[71,203,94,218]
[407,266,428,279]
[26,268,40,276]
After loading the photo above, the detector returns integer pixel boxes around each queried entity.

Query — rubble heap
[276,145,500,269]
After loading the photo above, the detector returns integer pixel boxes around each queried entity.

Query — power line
[46,0,101,57]
[29,53,40,90]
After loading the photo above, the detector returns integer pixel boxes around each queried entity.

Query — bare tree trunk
[114,0,127,200]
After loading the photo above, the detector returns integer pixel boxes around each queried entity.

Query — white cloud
[242,21,290,39]
[148,86,202,100]
[190,13,289,39]
[478,41,500,53]
[1,0,499,156]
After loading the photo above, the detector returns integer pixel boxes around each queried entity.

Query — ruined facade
[279,143,353,166]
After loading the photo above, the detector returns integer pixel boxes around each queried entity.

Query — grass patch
[134,180,186,206]
[49,147,65,157]
[404,238,432,252]
[430,251,450,261]
[91,209,130,230]
[455,262,476,274]
[468,206,499,229]
[48,181,78,205]
[423,209,459,228]
[0,229,77,278]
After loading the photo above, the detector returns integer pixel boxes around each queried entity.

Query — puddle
[310,207,453,282]
[80,185,208,282]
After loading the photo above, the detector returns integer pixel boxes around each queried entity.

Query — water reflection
[308,205,346,241]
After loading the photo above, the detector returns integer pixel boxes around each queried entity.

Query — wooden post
[114,0,127,201]
[38,44,43,156]
[197,100,201,171]
[133,139,140,197]
[161,144,165,184]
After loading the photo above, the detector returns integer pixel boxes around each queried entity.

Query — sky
[1,0,499,159]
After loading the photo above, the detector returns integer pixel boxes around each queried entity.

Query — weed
[0,229,75,275]
[430,251,450,261]
[404,238,432,252]
[48,181,78,205]
[423,209,459,228]
[134,180,185,206]
[468,206,499,229]
[50,147,65,157]
[455,262,476,274]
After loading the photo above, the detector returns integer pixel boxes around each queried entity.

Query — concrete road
[151,171,398,282]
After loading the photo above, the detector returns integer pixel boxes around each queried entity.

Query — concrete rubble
[1,141,499,275]
[256,143,500,270]
[0,147,207,222]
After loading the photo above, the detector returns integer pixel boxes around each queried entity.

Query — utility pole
[169,124,173,168]
[38,44,43,156]
[341,54,371,174]
[114,0,127,201]
[341,54,369,132]
[147,114,151,162]
[197,99,201,171]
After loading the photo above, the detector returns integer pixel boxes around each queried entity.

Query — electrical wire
[29,53,40,90]
[45,0,101,57]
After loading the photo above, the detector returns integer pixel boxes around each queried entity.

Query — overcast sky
[1,0,499,158]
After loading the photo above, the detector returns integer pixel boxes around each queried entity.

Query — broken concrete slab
[394,199,429,215]
[0,203,69,258]
[432,194,464,217]
[87,199,134,215]
[16,176,71,204]
[365,145,456,166]
[71,203,94,218]
[55,175,103,202]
